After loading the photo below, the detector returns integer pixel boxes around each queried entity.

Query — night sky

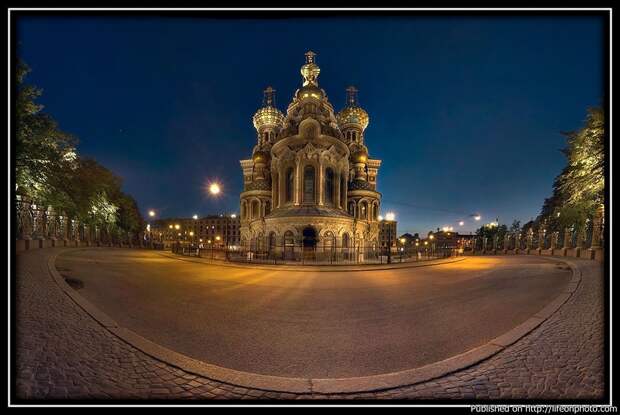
[15,13,604,235]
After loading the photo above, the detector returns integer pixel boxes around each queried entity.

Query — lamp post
[385,212,395,264]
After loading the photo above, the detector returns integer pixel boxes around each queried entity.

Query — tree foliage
[15,60,144,235]
[538,106,605,229]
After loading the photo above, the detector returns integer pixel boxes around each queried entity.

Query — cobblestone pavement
[14,248,605,401]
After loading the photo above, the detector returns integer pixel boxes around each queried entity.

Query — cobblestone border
[47,250,580,395]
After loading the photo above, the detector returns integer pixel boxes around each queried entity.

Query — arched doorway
[302,226,317,248]
[302,226,317,261]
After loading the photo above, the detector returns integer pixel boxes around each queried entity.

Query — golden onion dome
[252,86,284,131]
[296,84,324,101]
[350,145,368,164]
[252,149,270,163]
[336,86,369,131]
[337,105,369,130]
[252,106,284,131]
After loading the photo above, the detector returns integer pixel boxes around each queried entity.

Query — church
[239,51,382,259]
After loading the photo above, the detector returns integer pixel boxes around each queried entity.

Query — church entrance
[302,226,317,261]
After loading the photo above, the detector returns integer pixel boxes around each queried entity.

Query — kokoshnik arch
[239,51,383,256]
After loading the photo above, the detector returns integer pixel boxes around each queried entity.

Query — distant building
[426,230,475,250]
[149,215,240,248]
[378,219,398,249]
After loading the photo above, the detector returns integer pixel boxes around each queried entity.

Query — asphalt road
[55,249,571,378]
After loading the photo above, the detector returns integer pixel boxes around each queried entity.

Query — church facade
[239,51,382,257]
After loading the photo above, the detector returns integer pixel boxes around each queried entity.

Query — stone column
[318,161,324,206]
[335,171,341,209]
[526,228,533,252]
[294,159,301,206]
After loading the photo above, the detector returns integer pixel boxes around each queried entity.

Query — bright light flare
[148,210,156,218]
[208,182,221,196]
[192,214,198,220]
[459,221,464,226]
[385,212,396,221]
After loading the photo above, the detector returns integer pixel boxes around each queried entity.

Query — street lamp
[384,212,396,264]
[209,182,221,196]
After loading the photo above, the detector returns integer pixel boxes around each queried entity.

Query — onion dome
[252,86,284,131]
[252,148,270,163]
[336,86,369,131]
[350,145,368,164]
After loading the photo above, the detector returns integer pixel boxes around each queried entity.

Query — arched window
[342,233,350,248]
[252,200,260,219]
[325,168,334,206]
[323,231,335,252]
[268,232,277,252]
[303,165,315,204]
[359,201,367,220]
[285,167,294,203]
[284,230,295,259]
[348,201,356,216]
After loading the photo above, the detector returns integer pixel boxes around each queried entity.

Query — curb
[156,251,467,273]
[48,250,581,395]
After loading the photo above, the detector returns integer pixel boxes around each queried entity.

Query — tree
[15,61,77,204]
[539,107,605,228]
[14,60,144,240]
[509,220,521,234]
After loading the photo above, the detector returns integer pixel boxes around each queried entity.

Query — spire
[346,86,359,106]
[263,86,276,107]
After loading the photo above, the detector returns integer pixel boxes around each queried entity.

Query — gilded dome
[337,105,369,130]
[296,84,325,101]
[252,149,270,163]
[337,86,369,131]
[350,145,368,164]
[252,86,284,131]
[252,106,284,131]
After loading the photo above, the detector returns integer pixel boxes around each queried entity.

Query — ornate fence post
[576,222,587,258]
[526,228,533,253]
[537,227,545,254]
[589,204,604,260]
[550,231,558,254]
[503,233,510,254]
[514,232,521,253]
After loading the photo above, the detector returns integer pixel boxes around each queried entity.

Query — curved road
[55,249,571,378]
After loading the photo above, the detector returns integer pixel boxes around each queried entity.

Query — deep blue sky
[16,14,604,235]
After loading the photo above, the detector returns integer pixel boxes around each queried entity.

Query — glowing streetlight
[429,234,434,240]
[215,235,221,241]
[400,238,406,244]
[459,221,465,226]
[168,224,173,229]
[230,214,237,218]
[174,224,180,230]
[474,215,481,221]
[189,231,194,236]
[378,215,384,221]
[209,182,221,196]
[148,210,156,218]
[192,214,198,220]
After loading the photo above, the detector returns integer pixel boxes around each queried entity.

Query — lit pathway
[14,248,604,400]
